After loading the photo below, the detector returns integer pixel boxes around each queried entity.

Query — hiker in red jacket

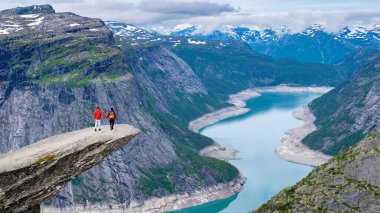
[107,107,117,130]
[93,106,106,131]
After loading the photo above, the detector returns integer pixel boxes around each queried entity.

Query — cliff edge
[0,125,140,212]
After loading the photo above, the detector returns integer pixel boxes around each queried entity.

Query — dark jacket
[107,110,117,120]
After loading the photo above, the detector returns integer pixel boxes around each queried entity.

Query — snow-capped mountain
[339,25,380,46]
[171,24,380,45]
[105,21,212,47]
[170,24,380,64]
[105,21,163,44]
[105,21,379,64]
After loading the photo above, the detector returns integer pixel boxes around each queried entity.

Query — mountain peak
[0,4,55,16]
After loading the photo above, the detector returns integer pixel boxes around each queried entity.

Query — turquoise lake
[170,92,321,213]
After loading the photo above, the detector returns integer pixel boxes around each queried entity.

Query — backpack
[109,111,115,119]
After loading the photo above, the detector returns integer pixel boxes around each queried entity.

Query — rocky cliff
[302,51,380,155]
[256,128,380,212]
[0,125,139,212]
[0,4,346,211]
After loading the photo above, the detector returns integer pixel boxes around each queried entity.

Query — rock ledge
[0,124,140,212]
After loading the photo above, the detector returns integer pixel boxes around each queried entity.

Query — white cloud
[0,0,379,34]
[139,0,237,15]
[154,10,380,34]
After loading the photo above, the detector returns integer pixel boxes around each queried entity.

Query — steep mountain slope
[171,24,380,64]
[169,41,344,95]
[256,128,380,212]
[334,47,378,78]
[0,5,238,210]
[302,51,380,155]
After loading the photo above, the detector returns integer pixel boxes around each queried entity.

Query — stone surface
[256,128,380,212]
[0,125,140,212]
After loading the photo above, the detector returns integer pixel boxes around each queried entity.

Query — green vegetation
[139,141,239,197]
[29,38,130,87]
[74,194,102,203]
[171,41,343,96]
[301,52,380,156]
[42,199,53,206]
[71,176,83,186]
[99,177,109,185]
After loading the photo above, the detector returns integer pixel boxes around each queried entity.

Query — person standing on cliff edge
[107,107,117,130]
[94,106,106,132]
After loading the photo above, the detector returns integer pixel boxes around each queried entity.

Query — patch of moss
[42,199,53,206]
[32,154,56,166]
[99,177,109,185]
[71,176,83,186]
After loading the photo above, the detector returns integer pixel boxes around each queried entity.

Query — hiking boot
[95,129,97,132]
[99,129,102,131]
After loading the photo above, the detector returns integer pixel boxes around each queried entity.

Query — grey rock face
[256,128,380,212]
[303,51,380,155]
[0,125,139,212]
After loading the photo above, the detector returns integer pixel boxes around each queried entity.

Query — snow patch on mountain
[19,14,40,19]
[105,21,159,41]
[188,38,206,45]
[26,16,44,27]
[69,23,80,27]
[341,25,380,39]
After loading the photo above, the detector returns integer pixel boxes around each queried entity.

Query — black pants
[110,119,115,129]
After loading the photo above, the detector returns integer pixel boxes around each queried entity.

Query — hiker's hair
[96,106,100,109]
[111,107,114,111]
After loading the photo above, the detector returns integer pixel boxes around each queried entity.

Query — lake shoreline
[138,85,334,212]
[189,85,333,133]
[42,172,246,213]
[275,106,333,167]
[194,85,333,163]
[129,171,246,212]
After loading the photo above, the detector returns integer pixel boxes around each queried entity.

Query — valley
[0,3,379,212]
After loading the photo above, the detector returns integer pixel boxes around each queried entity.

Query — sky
[1,0,380,34]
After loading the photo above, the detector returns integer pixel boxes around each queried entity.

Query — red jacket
[93,109,106,120]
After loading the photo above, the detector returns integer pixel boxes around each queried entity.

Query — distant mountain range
[106,22,380,64]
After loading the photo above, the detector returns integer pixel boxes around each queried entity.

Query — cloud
[154,9,380,34]
[139,0,237,16]
[0,0,379,35]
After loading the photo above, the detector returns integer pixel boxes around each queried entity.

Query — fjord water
[171,92,321,213]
